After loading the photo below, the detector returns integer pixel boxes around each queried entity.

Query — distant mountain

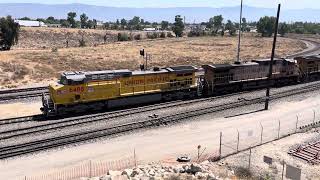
[0,3,319,22]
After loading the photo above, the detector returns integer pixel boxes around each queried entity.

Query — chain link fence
[23,156,135,180]
[220,108,320,159]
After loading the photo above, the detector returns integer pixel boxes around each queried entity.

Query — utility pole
[265,4,281,110]
[236,0,243,64]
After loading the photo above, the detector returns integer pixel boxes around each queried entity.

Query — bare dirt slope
[0,27,305,88]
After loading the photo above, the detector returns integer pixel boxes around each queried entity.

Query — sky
[0,0,319,9]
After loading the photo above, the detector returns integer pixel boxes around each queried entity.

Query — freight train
[41,55,320,117]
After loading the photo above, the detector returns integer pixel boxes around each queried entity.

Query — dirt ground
[0,101,42,119]
[0,31,305,89]
[1,89,320,179]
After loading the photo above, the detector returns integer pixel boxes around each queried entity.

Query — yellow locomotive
[41,66,198,116]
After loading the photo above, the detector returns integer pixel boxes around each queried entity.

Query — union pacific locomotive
[41,55,320,117]
[41,66,198,116]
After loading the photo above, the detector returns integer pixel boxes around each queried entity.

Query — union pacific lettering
[124,76,169,86]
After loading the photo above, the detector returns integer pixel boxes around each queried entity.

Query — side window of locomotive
[60,77,68,85]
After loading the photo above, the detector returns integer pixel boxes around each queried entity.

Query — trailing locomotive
[41,55,320,117]
[201,58,299,96]
[41,66,198,116]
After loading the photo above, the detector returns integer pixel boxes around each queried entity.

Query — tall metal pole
[265,4,281,110]
[236,0,243,63]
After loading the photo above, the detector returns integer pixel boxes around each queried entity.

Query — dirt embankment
[14,27,118,49]
[0,27,306,89]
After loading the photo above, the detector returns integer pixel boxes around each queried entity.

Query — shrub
[234,167,252,179]
[79,39,86,47]
[51,47,58,52]
[147,32,159,39]
[117,33,129,41]
[167,32,174,38]
[211,31,218,36]
[187,30,201,37]
[134,34,141,40]
[160,32,166,38]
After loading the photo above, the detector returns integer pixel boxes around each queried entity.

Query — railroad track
[0,115,43,126]
[286,38,320,58]
[0,86,48,102]
[0,89,255,139]
[0,82,320,159]
[2,81,320,139]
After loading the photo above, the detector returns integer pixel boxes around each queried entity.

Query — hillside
[0,3,319,22]
[0,27,305,88]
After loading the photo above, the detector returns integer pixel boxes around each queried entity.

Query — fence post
[313,109,316,125]
[89,160,92,178]
[278,120,281,139]
[219,132,222,159]
[281,160,285,180]
[237,129,240,152]
[134,148,137,168]
[248,148,252,170]
[260,123,263,144]
[295,115,299,133]
[197,145,201,161]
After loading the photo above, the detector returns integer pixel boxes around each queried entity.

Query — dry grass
[0,32,305,88]
[14,27,153,49]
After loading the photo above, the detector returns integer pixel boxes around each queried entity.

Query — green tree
[257,16,276,37]
[0,16,20,50]
[144,21,151,25]
[278,22,289,37]
[80,13,88,28]
[161,21,169,30]
[46,16,59,24]
[120,18,127,29]
[87,20,94,29]
[128,16,141,30]
[19,17,31,20]
[213,15,223,33]
[67,12,77,28]
[103,22,110,29]
[36,18,45,22]
[60,19,70,28]
[207,15,223,34]
[173,15,184,37]
[93,19,97,29]
[225,20,236,36]
[152,22,158,28]
[241,17,247,32]
[206,18,214,29]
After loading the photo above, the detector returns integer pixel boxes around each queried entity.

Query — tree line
[1,12,320,50]
[17,12,320,37]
